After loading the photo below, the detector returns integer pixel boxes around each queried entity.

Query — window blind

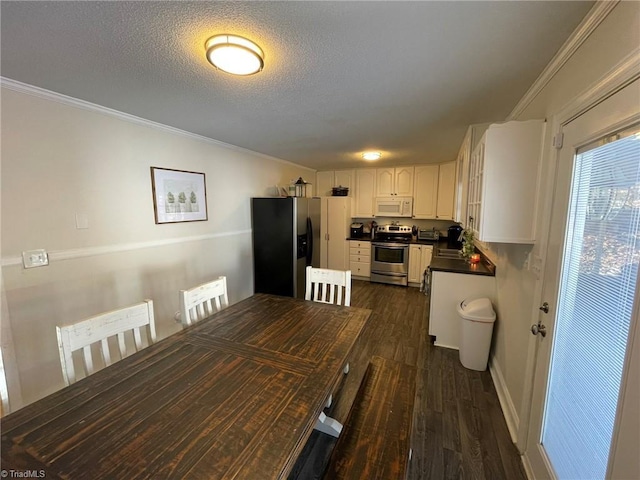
[542,127,640,479]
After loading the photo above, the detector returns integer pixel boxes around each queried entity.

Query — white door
[526,79,640,479]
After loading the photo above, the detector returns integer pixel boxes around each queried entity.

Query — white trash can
[457,297,496,371]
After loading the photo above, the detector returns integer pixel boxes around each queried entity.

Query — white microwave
[374,196,413,217]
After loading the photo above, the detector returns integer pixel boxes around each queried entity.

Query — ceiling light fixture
[362,151,382,161]
[205,34,264,76]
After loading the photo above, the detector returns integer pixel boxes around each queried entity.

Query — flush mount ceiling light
[362,151,382,161]
[205,34,264,76]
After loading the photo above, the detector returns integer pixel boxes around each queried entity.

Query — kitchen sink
[435,248,463,259]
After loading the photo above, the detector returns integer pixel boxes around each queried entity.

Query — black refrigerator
[251,197,321,298]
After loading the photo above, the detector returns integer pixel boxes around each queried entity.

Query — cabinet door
[316,171,334,197]
[334,170,354,194]
[327,198,349,270]
[375,168,395,196]
[436,161,456,220]
[420,246,433,274]
[395,166,414,196]
[413,165,439,219]
[408,245,423,283]
[354,169,376,217]
[467,142,484,237]
[455,134,471,224]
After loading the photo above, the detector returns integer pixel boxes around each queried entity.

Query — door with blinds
[526,78,640,479]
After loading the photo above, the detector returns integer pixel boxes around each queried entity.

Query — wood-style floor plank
[327,280,526,480]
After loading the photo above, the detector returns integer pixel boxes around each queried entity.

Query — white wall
[481,1,639,475]
[0,85,313,408]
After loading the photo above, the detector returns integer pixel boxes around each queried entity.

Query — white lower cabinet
[349,240,371,278]
[408,245,433,285]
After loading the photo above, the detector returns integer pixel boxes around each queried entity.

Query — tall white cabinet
[468,120,545,243]
[320,197,351,270]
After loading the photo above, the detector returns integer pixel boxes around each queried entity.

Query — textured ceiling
[1,1,593,170]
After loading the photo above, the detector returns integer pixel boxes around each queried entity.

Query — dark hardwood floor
[321,280,527,480]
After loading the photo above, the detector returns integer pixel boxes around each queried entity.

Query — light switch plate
[75,213,89,229]
[22,249,49,268]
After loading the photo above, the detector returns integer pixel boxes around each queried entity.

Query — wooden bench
[323,356,417,479]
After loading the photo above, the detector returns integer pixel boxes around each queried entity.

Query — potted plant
[461,228,475,262]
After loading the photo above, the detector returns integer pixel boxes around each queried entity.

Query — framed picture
[150,167,208,224]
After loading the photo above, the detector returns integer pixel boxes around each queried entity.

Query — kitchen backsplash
[352,217,458,236]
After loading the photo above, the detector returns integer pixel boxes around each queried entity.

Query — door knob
[539,302,549,314]
[531,322,547,337]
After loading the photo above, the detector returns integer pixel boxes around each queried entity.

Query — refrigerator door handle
[307,217,313,266]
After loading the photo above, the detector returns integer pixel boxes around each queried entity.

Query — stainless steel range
[371,224,412,286]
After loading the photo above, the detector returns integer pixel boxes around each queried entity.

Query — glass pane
[375,247,405,264]
[542,130,640,479]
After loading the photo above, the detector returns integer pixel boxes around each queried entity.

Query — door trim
[516,47,640,456]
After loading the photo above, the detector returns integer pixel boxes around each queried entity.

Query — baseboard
[488,356,519,444]
[521,452,534,480]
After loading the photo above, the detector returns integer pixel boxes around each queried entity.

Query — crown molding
[507,0,620,120]
[0,78,314,172]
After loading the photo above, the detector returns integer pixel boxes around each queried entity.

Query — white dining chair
[305,266,352,409]
[179,276,229,327]
[56,299,156,386]
[305,266,351,307]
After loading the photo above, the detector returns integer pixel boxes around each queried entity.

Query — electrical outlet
[22,249,49,269]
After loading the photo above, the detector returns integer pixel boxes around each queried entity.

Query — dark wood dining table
[1,293,371,479]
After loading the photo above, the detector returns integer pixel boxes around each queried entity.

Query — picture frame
[150,167,208,224]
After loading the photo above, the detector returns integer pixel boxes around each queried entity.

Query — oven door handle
[372,244,409,250]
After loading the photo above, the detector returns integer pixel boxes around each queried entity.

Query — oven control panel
[377,225,412,233]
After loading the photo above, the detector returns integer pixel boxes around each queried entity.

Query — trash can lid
[457,297,496,323]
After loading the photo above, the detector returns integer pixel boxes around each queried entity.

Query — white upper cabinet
[468,120,545,243]
[353,169,377,217]
[316,171,334,196]
[315,170,355,196]
[435,161,456,220]
[334,170,354,192]
[412,165,439,219]
[412,162,456,220]
[375,167,414,196]
[454,124,490,225]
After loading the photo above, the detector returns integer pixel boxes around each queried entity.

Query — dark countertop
[346,237,495,276]
[429,256,495,276]
[346,237,441,245]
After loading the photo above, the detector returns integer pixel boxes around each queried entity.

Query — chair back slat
[305,267,352,307]
[101,338,112,366]
[56,300,156,386]
[180,276,229,326]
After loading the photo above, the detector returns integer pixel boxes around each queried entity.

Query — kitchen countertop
[346,237,495,276]
[346,237,440,245]
[429,256,495,276]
